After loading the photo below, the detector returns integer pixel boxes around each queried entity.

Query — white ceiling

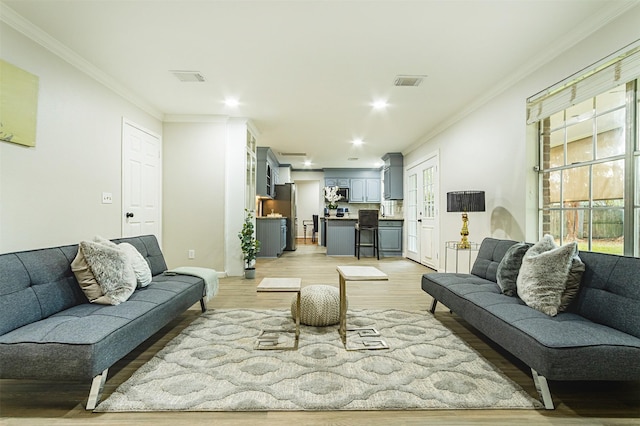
[2,0,635,169]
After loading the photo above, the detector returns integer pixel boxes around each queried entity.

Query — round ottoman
[291,285,346,326]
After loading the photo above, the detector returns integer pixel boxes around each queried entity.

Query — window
[528,43,639,256]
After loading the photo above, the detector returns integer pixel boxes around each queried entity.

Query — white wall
[162,119,227,270]
[295,180,321,239]
[0,22,161,253]
[291,170,324,238]
[404,5,640,270]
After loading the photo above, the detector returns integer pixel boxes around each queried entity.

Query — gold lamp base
[458,212,470,249]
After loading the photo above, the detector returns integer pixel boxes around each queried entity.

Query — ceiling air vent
[394,75,426,87]
[348,157,359,161]
[170,70,206,82]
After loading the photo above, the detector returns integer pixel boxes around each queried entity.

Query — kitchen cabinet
[324,178,349,188]
[382,153,403,200]
[349,178,380,203]
[257,147,279,198]
[379,220,403,257]
[256,218,286,257]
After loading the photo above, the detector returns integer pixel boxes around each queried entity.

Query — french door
[405,154,439,269]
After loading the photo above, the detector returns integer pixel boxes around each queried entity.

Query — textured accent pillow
[516,235,577,316]
[558,255,585,312]
[496,242,531,296]
[119,242,152,288]
[71,246,112,304]
[80,240,137,305]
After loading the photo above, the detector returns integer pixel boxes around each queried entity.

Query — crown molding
[404,1,639,156]
[0,2,163,120]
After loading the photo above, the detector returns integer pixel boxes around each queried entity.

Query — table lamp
[447,191,485,249]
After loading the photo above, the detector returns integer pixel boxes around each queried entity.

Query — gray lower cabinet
[379,220,403,257]
[325,219,356,256]
[256,218,287,257]
[326,218,403,257]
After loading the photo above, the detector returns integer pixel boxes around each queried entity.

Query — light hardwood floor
[1,242,638,425]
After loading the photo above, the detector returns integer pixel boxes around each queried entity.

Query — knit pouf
[291,285,345,326]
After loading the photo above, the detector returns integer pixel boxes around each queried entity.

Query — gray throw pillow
[516,235,577,316]
[496,242,531,296]
[80,240,137,305]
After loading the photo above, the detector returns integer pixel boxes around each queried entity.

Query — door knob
[126,212,134,218]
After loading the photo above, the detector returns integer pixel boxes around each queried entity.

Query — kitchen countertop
[324,216,404,221]
[257,216,288,219]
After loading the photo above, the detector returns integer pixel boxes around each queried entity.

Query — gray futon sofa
[0,235,207,409]
[422,237,640,409]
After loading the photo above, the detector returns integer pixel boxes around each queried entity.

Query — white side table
[336,266,389,350]
[444,241,479,273]
[255,277,301,350]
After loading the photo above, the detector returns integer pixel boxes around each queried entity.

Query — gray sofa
[422,237,640,409]
[0,235,206,410]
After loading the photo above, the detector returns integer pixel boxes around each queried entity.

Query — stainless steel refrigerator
[263,183,297,251]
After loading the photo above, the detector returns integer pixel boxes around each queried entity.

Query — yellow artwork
[0,59,39,147]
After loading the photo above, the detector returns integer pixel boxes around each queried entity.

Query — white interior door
[122,119,162,243]
[405,154,439,269]
[405,172,420,262]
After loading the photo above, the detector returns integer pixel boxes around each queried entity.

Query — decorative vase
[329,209,337,217]
[244,268,256,279]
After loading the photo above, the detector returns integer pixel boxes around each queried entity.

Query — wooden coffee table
[255,277,301,350]
[336,266,389,350]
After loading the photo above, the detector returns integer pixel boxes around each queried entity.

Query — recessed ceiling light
[304,160,311,166]
[224,98,240,107]
[372,100,388,110]
[352,138,363,146]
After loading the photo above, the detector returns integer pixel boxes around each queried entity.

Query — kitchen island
[323,217,403,257]
[256,216,287,257]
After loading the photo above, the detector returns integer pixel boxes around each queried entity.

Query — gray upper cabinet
[349,178,380,203]
[257,147,279,198]
[382,153,403,200]
[324,168,381,203]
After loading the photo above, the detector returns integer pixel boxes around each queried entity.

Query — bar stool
[311,214,318,243]
[354,209,379,260]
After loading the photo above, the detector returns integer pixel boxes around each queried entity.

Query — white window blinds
[527,40,640,124]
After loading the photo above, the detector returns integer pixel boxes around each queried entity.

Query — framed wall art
[0,59,39,147]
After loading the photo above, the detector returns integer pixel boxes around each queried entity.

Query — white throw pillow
[119,242,152,288]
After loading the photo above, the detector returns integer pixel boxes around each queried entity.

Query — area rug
[95,309,541,411]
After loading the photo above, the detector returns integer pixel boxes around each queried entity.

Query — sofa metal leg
[429,299,438,314]
[86,368,108,410]
[200,298,207,313]
[531,368,555,409]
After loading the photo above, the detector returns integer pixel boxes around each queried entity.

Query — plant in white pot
[323,186,343,216]
[238,209,261,278]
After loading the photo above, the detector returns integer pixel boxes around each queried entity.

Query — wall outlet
[102,192,113,204]
[188,249,195,259]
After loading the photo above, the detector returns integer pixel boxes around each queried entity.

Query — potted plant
[323,186,343,216]
[238,209,261,278]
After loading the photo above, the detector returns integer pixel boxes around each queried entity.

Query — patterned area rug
[96,309,541,411]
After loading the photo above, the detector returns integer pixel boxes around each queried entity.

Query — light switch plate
[102,192,113,204]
